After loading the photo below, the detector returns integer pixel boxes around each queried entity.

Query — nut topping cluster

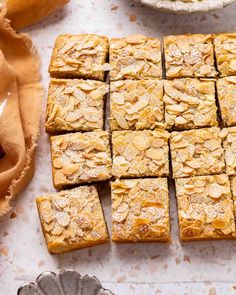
[164,34,217,79]
[46,79,109,133]
[214,33,236,77]
[112,130,170,178]
[49,34,109,81]
[170,127,225,178]
[220,127,236,176]
[36,186,109,253]
[111,178,170,242]
[50,131,112,188]
[217,76,236,127]
[164,78,217,130]
[110,80,165,131]
[176,175,236,241]
[109,34,162,81]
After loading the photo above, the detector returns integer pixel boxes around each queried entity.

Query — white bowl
[134,0,236,13]
[17,269,114,295]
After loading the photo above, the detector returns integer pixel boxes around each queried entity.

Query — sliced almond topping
[145,148,164,160]
[55,211,70,227]
[212,218,229,230]
[133,135,150,151]
[209,183,222,199]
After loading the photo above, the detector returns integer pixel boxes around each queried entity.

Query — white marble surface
[1,0,236,294]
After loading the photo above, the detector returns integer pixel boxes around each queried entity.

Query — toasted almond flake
[209,183,222,199]
[133,136,150,151]
[145,148,163,160]
[225,150,236,166]
[212,218,229,230]
[117,202,129,213]
[229,60,236,71]
[53,158,63,169]
[181,226,202,238]
[114,113,129,129]
[204,139,221,151]
[55,211,70,227]
[123,179,139,188]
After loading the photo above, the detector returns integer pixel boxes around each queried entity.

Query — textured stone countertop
[1,0,236,294]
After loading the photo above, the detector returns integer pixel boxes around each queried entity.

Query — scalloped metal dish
[17,269,114,295]
[134,0,236,13]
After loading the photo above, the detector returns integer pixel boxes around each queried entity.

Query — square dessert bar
[230,176,236,216]
[214,33,236,77]
[109,34,162,81]
[49,34,109,81]
[164,78,218,130]
[112,129,170,178]
[36,186,109,254]
[220,127,236,176]
[50,131,112,189]
[45,79,109,134]
[111,178,170,242]
[164,34,217,79]
[216,76,236,127]
[110,80,165,131]
[170,127,225,178]
[176,174,236,242]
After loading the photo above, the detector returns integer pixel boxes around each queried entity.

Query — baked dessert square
[216,76,236,127]
[230,176,236,216]
[36,186,109,254]
[109,34,162,81]
[112,130,170,178]
[49,34,109,81]
[220,127,236,176]
[50,131,112,189]
[45,79,109,134]
[111,178,170,242]
[110,80,165,131]
[176,174,235,242]
[170,127,225,178]
[164,78,218,130]
[214,33,236,77]
[164,34,217,79]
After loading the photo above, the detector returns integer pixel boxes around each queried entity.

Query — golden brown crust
[45,79,109,134]
[49,34,109,81]
[214,33,236,77]
[170,127,225,178]
[111,178,170,243]
[164,34,217,79]
[176,175,236,242]
[112,130,170,178]
[109,34,162,81]
[50,131,112,189]
[36,186,109,254]
[110,80,165,131]
[164,78,218,130]
[216,76,236,127]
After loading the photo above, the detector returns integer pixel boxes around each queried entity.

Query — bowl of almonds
[134,0,236,13]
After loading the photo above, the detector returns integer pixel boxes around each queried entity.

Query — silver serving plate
[17,269,114,295]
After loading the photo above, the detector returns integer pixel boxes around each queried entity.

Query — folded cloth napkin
[0,9,43,216]
[4,0,70,30]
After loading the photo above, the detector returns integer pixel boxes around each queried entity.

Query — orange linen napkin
[0,9,43,216]
[5,0,70,30]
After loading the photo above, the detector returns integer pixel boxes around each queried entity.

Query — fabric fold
[5,0,70,30]
[0,9,43,216]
